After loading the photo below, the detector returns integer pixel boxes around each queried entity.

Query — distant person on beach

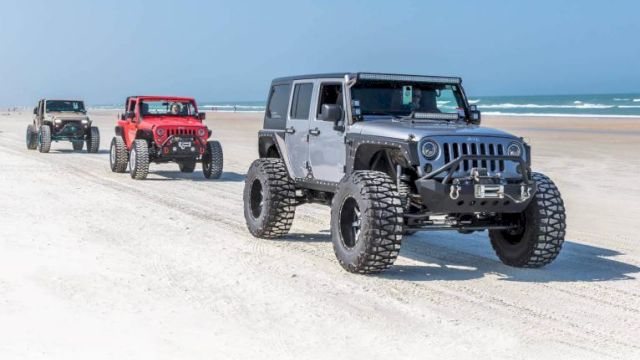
[234,105,237,112]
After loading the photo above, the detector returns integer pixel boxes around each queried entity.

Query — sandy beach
[0,110,639,359]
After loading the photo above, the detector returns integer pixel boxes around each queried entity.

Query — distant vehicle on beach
[244,72,566,274]
[109,96,223,180]
[26,99,100,153]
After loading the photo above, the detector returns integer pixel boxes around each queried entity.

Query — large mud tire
[202,140,223,179]
[243,158,296,238]
[129,139,149,180]
[490,172,566,268]
[109,136,128,173]
[330,171,404,274]
[86,126,100,153]
[37,125,51,153]
[26,124,37,150]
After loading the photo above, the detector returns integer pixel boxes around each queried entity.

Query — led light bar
[357,73,461,84]
[412,112,460,120]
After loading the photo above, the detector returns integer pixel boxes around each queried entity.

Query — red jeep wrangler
[109,96,223,180]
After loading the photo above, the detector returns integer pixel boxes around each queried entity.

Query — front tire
[109,136,128,173]
[243,158,296,238]
[26,124,37,150]
[37,125,51,153]
[202,140,223,179]
[129,139,149,180]
[330,171,404,274]
[489,172,566,268]
[86,126,100,153]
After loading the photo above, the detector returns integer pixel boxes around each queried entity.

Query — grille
[167,128,197,137]
[442,142,505,174]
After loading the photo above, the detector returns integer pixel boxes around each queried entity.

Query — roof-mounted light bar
[357,73,461,84]
[412,112,460,121]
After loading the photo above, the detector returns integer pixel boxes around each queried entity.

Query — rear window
[290,83,313,119]
[267,84,290,119]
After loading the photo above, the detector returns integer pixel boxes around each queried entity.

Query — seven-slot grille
[442,141,505,174]
[167,128,197,137]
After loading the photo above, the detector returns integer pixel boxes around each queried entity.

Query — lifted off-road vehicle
[244,72,566,274]
[26,99,100,153]
[109,96,223,180]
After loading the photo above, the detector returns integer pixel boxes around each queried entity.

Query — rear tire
[72,140,84,151]
[26,124,37,150]
[37,125,51,153]
[109,136,128,173]
[202,140,223,179]
[330,171,404,274]
[243,158,296,238]
[129,139,149,180]
[86,126,100,153]
[490,172,566,268]
[178,161,196,173]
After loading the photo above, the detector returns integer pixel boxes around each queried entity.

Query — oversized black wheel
[490,172,566,268]
[86,126,100,153]
[243,158,296,238]
[109,136,128,173]
[330,171,404,274]
[178,160,196,173]
[72,140,84,151]
[202,140,223,179]
[26,124,37,150]
[37,125,51,153]
[129,139,149,180]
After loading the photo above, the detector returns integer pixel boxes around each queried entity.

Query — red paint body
[116,96,210,160]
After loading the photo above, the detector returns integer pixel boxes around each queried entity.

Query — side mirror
[318,104,343,122]
[198,112,206,121]
[33,107,37,115]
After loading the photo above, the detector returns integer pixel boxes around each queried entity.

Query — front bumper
[158,135,205,159]
[415,154,536,214]
[51,121,89,140]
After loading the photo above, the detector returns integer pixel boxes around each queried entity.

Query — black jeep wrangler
[244,72,566,274]
[26,99,100,153]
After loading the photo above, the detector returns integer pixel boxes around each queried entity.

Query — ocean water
[469,93,640,117]
[90,94,640,117]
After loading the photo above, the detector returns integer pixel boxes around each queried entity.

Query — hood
[350,119,517,141]
[47,112,89,121]
[138,116,206,129]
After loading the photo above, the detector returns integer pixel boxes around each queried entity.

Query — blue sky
[1,0,639,105]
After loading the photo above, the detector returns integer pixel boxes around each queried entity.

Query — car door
[308,80,347,183]
[124,99,139,148]
[284,81,314,179]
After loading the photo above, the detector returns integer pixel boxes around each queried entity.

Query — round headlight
[421,140,439,160]
[156,128,165,136]
[507,142,522,157]
[197,128,206,137]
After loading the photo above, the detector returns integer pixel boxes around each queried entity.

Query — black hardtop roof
[271,72,462,85]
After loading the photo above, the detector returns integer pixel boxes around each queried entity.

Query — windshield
[350,82,466,120]
[139,100,197,117]
[45,100,85,113]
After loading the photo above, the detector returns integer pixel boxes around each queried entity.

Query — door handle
[284,126,295,134]
[309,128,321,136]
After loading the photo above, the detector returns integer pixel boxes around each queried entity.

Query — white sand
[0,110,639,359]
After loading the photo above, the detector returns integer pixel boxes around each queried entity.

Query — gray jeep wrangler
[244,73,566,274]
[26,99,100,153]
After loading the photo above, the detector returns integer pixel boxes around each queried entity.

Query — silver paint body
[283,77,525,183]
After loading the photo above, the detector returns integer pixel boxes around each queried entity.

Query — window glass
[267,84,290,119]
[317,83,343,117]
[45,100,85,113]
[290,83,313,119]
[139,100,196,116]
